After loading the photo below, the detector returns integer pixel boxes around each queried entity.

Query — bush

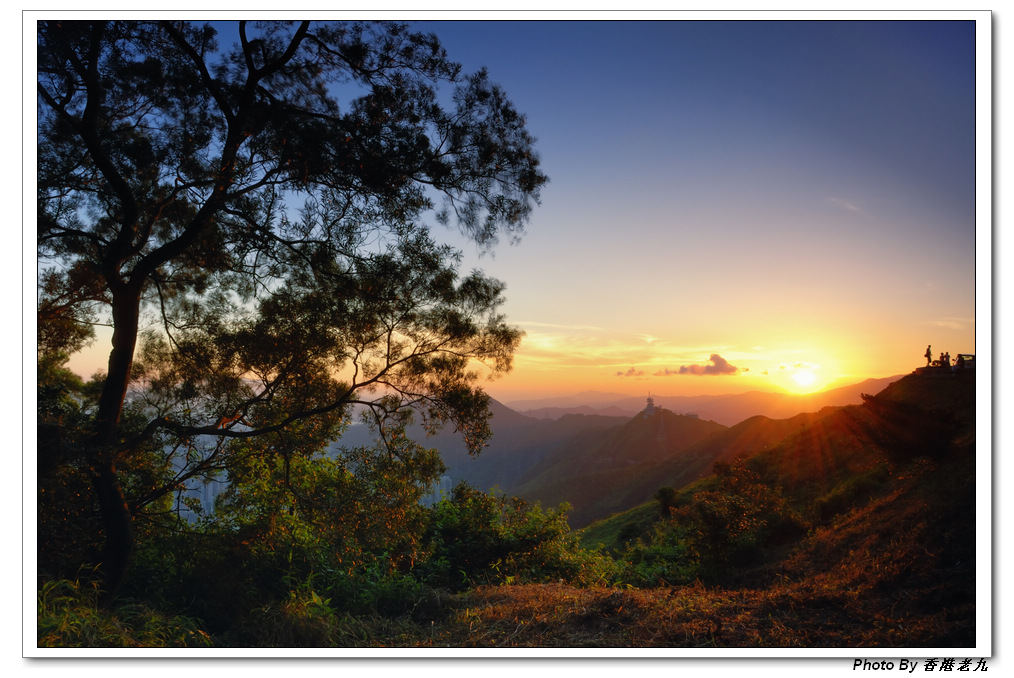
[679,460,805,579]
[617,460,808,586]
[420,483,614,589]
[320,562,427,617]
[617,521,698,587]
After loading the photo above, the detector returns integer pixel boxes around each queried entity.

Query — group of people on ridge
[924,345,966,369]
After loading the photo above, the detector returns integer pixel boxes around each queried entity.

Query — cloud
[518,321,612,333]
[923,317,972,331]
[513,323,671,370]
[656,354,742,376]
[616,367,645,378]
[829,197,865,215]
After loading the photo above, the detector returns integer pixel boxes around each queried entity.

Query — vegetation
[36,368,976,648]
[420,482,615,590]
[38,574,213,648]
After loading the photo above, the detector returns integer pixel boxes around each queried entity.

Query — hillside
[378,369,977,648]
[585,369,976,543]
[569,408,846,534]
[565,369,978,646]
[215,372,977,647]
[432,401,634,493]
[511,410,726,526]
[334,376,923,530]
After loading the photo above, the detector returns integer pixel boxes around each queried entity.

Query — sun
[792,370,817,389]
[786,369,823,394]
[767,356,834,395]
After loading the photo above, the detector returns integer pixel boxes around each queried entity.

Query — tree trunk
[91,458,133,605]
[90,285,142,604]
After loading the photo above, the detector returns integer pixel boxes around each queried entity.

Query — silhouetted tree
[37,20,546,599]
[654,486,677,519]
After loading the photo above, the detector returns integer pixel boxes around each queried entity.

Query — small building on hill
[643,394,656,418]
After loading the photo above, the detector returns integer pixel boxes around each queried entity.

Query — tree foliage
[36,19,546,598]
[421,483,611,589]
[620,460,807,586]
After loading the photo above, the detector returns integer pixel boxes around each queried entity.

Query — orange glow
[790,370,818,391]
[64,318,965,406]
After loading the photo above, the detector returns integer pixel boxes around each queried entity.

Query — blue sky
[406,19,980,400]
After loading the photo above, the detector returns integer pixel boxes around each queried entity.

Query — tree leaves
[37,19,544,596]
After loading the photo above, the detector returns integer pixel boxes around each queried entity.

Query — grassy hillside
[577,408,848,532]
[165,424,971,648]
[505,381,917,532]
[584,371,974,541]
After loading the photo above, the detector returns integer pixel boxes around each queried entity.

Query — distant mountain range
[508,376,904,426]
[510,409,726,526]
[332,374,909,526]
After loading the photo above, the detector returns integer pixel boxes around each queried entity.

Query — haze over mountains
[507,376,903,426]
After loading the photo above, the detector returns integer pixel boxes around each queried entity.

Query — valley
[336,375,908,528]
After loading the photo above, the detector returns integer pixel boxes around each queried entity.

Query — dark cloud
[656,353,741,376]
[616,367,645,378]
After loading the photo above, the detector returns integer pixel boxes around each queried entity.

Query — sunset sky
[60,15,987,404]
[425,17,985,402]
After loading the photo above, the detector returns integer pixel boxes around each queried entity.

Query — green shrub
[654,486,677,519]
[321,562,427,616]
[679,460,805,579]
[617,460,808,586]
[617,522,698,587]
[420,483,614,589]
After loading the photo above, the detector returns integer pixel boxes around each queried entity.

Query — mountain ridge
[510,375,904,426]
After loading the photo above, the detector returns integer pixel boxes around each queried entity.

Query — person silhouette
[925,345,932,366]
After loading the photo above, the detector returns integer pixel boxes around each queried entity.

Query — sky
[58,15,986,405]
[413,18,984,403]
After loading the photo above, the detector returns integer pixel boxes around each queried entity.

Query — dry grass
[400,571,969,649]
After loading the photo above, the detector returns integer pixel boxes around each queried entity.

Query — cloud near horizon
[656,354,742,376]
[616,367,645,378]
